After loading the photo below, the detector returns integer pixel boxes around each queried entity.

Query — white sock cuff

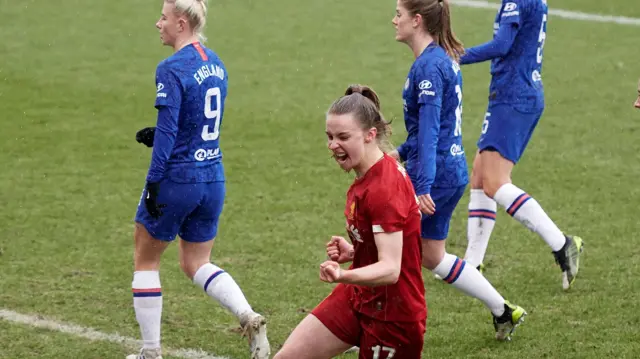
[434,253,466,284]
[132,271,161,289]
[193,263,226,292]
[469,189,497,211]
[494,183,525,209]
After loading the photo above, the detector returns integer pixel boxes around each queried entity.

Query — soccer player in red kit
[273,85,426,359]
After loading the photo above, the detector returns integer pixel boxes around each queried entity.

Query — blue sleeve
[154,63,182,109]
[146,106,180,183]
[146,64,182,183]
[459,22,519,65]
[396,136,416,162]
[413,66,444,196]
[415,104,440,195]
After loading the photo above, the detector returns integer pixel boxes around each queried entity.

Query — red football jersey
[344,153,426,322]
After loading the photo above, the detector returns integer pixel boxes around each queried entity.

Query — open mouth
[333,152,348,164]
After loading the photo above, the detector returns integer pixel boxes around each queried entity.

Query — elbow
[495,41,513,57]
[384,263,401,285]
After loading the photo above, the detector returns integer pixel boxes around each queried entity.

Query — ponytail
[402,0,465,62]
[328,85,394,152]
[436,0,464,62]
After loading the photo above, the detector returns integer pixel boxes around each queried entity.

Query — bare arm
[338,231,403,286]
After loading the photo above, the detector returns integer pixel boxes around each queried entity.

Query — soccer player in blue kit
[129,1,270,358]
[459,0,584,291]
[389,0,526,340]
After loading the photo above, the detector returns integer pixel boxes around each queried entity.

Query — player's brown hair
[401,0,464,62]
[327,84,393,152]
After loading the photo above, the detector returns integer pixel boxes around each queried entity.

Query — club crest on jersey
[348,201,356,221]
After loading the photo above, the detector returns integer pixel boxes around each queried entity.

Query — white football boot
[240,312,271,359]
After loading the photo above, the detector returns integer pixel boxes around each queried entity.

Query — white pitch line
[0,309,231,359]
[453,0,640,26]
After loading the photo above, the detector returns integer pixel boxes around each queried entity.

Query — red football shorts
[311,283,426,359]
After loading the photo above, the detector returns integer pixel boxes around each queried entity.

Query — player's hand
[319,261,342,283]
[388,150,401,162]
[144,181,167,219]
[326,236,354,264]
[417,193,436,215]
[136,127,156,147]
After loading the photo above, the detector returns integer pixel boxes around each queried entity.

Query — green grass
[1,0,640,358]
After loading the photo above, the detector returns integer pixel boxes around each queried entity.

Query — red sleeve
[364,173,411,234]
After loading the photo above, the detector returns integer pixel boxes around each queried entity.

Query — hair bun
[345,84,381,111]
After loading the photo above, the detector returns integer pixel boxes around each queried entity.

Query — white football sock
[465,189,497,267]
[193,263,253,319]
[433,253,506,316]
[132,271,162,350]
[494,183,565,251]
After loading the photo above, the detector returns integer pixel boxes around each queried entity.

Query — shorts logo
[404,78,410,90]
[419,80,432,90]
[157,83,164,92]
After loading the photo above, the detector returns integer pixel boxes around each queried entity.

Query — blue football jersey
[401,43,469,194]
[489,0,548,105]
[151,42,227,183]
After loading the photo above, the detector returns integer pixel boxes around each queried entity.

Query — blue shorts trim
[135,179,225,243]
[477,103,543,164]
[420,186,466,240]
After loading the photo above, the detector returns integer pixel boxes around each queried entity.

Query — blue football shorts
[477,103,544,164]
[420,185,466,240]
[135,179,225,242]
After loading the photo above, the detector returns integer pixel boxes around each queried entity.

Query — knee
[421,241,445,270]
[478,152,513,197]
[470,167,483,189]
[470,156,483,190]
[481,170,509,198]
[421,254,442,270]
[179,257,206,280]
[133,224,163,271]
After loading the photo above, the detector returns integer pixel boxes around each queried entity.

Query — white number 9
[202,87,221,141]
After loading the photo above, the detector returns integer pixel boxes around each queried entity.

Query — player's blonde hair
[165,0,208,43]
[327,85,394,153]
